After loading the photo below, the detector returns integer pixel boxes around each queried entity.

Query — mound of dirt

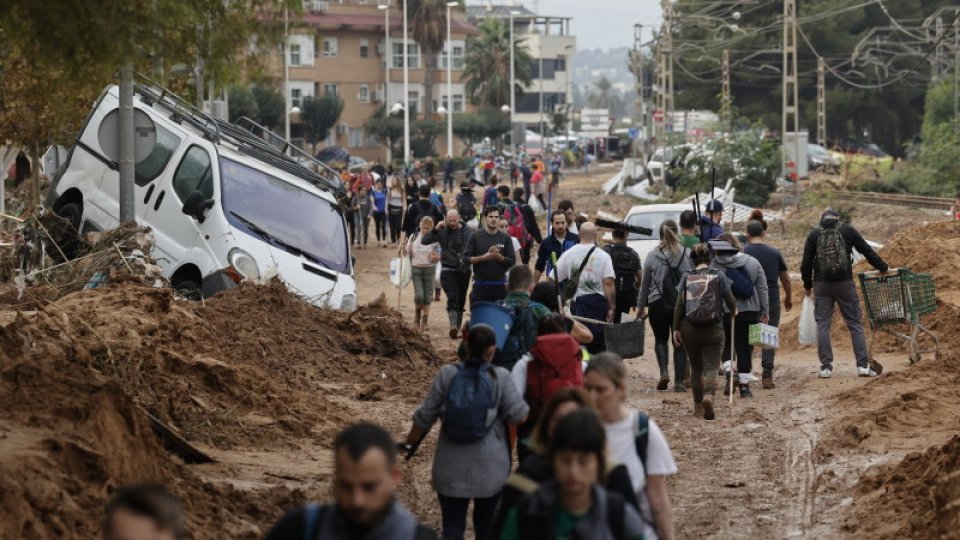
[0,280,442,538]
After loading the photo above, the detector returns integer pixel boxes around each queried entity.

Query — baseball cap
[705,200,724,213]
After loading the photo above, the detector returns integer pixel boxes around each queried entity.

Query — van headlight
[340,293,357,312]
[228,248,260,281]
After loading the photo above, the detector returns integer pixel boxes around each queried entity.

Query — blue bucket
[470,302,514,350]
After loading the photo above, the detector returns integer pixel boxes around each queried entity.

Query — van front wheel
[53,202,83,261]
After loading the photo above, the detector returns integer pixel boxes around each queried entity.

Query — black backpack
[605,244,641,298]
[655,248,686,310]
[815,225,850,280]
[457,192,477,222]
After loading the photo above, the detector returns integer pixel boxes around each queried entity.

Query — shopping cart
[858,268,941,364]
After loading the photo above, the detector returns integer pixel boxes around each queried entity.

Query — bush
[676,132,780,208]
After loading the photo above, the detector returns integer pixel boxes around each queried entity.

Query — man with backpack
[549,154,562,192]
[496,265,551,372]
[709,236,769,398]
[423,210,476,339]
[403,325,529,540]
[265,423,436,540]
[401,184,444,237]
[556,223,616,354]
[800,209,889,379]
[496,185,536,266]
[673,244,737,420]
[604,228,642,323]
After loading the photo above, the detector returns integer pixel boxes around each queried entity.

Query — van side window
[135,123,181,186]
[172,146,213,201]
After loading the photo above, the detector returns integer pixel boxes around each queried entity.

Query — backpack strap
[633,412,649,475]
[302,504,323,540]
[606,492,627,540]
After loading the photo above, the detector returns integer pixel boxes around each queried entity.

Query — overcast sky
[503,0,663,51]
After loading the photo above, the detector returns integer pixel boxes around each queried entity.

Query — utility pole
[783,0,801,210]
[721,48,732,133]
[658,0,674,191]
[118,63,135,222]
[954,16,959,127]
[633,24,644,157]
[817,56,826,145]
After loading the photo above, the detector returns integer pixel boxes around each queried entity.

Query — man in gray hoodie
[265,423,436,540]
[709,238,769,398]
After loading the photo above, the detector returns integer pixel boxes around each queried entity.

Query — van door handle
[143,184,155,205]
[154,190,165,211]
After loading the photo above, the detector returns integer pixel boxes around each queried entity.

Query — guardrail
[824,190,953,211]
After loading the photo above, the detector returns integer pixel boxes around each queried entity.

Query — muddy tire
[172,279,202,300]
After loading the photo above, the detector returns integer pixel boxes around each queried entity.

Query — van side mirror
[182,190,214,223]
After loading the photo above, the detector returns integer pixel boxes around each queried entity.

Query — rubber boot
[448,311,459,339]
[421,306,430,328]
[414,306,422,328]
[673,346,687,392]
[702,394,715,420]
[655,342,670,390]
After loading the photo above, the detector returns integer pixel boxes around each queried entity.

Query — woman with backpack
[584,353,677,540]
[402,216,442,327]
[403,325,529,540]
[637,220,692,392]
[499,409,647,540]
[672,244,737,420]
[495,386,640,536]
[709,233,769,399]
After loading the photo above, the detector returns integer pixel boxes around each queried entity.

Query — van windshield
[220,157,349,273]
[626,211,680,241]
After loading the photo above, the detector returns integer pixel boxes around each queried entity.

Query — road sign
[628,128,639,140]
[653,110,664,122]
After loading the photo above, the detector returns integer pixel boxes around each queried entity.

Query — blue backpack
[442,363,497,443]
[726,265,755,300]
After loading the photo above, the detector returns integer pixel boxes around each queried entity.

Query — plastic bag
[798,296,817,346]
[390,257,412,288]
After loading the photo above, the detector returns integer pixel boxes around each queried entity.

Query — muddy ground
[2,164,959,538]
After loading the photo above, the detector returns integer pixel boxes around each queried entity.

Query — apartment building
[465,4,576,138]
[277,0,477,161]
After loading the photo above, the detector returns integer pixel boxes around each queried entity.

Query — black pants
[347,210,358,244]
[723,311,761,377]
[444,173,454,192]
[648,299,687,383]
[372,212,387,241]
[388,205,403,243]
[438,493,500,540]
[470,283,506,306]
[519,244,531,265]
[441,269,470,319]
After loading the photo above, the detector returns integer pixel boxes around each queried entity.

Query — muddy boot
[655,343,670,391]
[762,370,775,389]
[448,311,459,339]
[739,383,753,398]
[694,401,704,417]
[414,307,422,328]
[421,307,430,328]
[674,347,688,391]
[702,395,715,420]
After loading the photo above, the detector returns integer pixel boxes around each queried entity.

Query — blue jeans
[572,293,609,354]
[437,493,500,540]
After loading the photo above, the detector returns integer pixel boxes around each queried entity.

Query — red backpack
[525,334,584,422]
[505,202,533,249]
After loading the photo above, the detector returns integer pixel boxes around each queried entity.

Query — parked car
[622,203,693,262]
[830,139,894,175]
[46,82,357,311]
[808,143,840,174]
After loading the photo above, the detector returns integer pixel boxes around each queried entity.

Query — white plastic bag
[389,257,412,288]
[798,296,817,346]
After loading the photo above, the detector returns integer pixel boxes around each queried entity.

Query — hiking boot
[414,309,422,327]
[702,396,715,420]
[723,372,732,396]
[657,378,670,391]
[739,384,753,398]
[857,366,878,377]
[673,383,687,392]
[819,368,833,379]
[449,327,459,339]
[762,371,775,389]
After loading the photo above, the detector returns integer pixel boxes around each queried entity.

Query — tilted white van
[46,83,357,311]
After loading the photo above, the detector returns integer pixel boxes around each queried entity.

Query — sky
[469,0,663,51]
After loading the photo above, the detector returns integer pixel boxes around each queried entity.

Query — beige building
[276,0,477,162]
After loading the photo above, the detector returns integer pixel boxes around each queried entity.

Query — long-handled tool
[729,314,736,405]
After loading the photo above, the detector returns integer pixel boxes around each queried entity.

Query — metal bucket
[604,319,645,359]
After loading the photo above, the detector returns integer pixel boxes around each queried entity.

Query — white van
[623,203,694,262]
[46,83,357,311]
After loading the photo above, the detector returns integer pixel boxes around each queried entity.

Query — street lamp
[445,1,458,159]
[501,104,511,114]
[509,10,521,149]
[290,106,301,115]
[402,0,410,167]
[378,3,391,163]
[283,5,291,145]
[437,106,448,114]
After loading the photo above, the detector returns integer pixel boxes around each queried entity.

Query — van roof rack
[132,75,348,206]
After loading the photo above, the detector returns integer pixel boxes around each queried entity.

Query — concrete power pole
[633,24,645,155]
[118,63,135,222]
[817,56,826,145]
[657,0,674,191]
[721,48,732,133]
[782,0,801,209]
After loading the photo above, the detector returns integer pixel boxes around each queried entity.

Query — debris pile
[0,280,441,538]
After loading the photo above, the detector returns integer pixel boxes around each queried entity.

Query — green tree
[679,132,780,208]
[364,105,404,158]
[462,17,533,108]
[593,77,613,107]
[409,0,448,120]
[228,86,259,123]
[453,106,511,151]
[252,84,285,130]
[300,94,344,151]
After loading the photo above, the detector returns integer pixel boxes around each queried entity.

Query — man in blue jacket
[534,212,579,282]
[700,199,725,241]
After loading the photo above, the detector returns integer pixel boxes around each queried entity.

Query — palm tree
[409,0,447,120]
[593,76,612,108]
[462,17,533,108]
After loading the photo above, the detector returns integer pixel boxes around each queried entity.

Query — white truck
[46,82,357,311]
